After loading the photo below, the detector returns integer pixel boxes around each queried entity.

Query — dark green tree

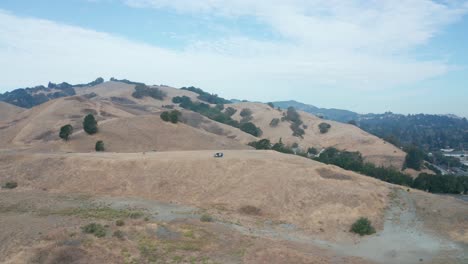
[350,217,376,236]
[270,118,280,127]
[95,140,105,152]
[59,124,73,141]
[160,111,170,122]
[240,122,262,137]
[248,139,271,150]
[225,107,237,117]
[404,146,424,170]
[169,110,181,124]
[83,114,98,135]
[318,122,331,134]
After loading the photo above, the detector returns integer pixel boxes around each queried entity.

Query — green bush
[350,217,376,236]
[270,118,280,127]
[240,122,262,137]
[200,214,213,222]
[307,147,318,155]
[318,122,331,134]
[59,124,73,141]
[95,140,105,152]
[169,110,181,123]
[132,84,166,100]
[113,230,125,240]
[404,146,424,170]
[115,220,125,226]
[160,111,170,122]
[81,223,106,238]
[240,108,253,118]
[83,114,98,135]
[2,181,18,189]
[248,139,271,150]
[225,107,237,117]
[161,110,181,123]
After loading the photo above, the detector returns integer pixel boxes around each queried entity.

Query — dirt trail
[89,191,468,264]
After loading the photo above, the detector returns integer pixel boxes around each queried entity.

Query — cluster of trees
[181,86,231,104]
[413,173,468,194]
[172,96,262,137]
[248,138,295,154]
[282,107,305,138]
[59,114,105,152]
[249,140,466,194]
[315,148,414,186]
[404,146,425,170]
[0,78,105,108]
[160,110,181,124]
[318,122,331,134]
[132,84,166,100]
[357,113,468,151]
[315,147,468,193]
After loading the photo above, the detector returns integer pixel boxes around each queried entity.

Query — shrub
[169,110,181,124]
[180,86,231,104]
[240,122,262,137]
[200,214,213,222]
[2,181,18,189]
[59,124,73,141]
[239,205,261,215]
[161,110,181,123]
[248,139,271,150]
[115,220,125,226]
[132,84,166,100]
[350,217,376,236]
[404,146,424,171]
[113,230,125,240]
[160,111,170,122]
[270,118,280,127]
[81,223,106,238]
[225,107,237,117]
[291,122,305,137]
[83,114,98,135]
[267,102,274,108]
[307,147,318,155]
[318,122,331,134]
[240,108,253,118]
[95,140,105,152]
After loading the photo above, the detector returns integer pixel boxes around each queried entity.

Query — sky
[1,0,468,116]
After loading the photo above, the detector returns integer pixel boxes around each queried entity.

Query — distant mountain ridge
[0,77,105,108]
[273,100,360,122]
[272,100,468,151]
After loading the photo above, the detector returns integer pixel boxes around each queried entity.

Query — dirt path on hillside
[1,189,466,263]
[90,190,468,263]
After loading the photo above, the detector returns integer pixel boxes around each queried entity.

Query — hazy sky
[1,0,468,116]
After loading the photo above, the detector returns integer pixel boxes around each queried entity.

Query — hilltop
[0,79,404,168]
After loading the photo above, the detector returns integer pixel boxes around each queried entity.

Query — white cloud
[0,1,467,103]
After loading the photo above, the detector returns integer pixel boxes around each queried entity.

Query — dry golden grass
[229,102,406,168]
[0,150,390,237]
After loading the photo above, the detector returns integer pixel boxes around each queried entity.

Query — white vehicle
[214,152,224,158]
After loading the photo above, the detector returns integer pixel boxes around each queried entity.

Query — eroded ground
[0,188,466,264]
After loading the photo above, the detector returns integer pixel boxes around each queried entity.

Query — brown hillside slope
[0,150,389,238]
[0,97,250,152]
[229,102,405,168]
[0,102,24,123]
[0,96,134,148]
[43,115,251,152]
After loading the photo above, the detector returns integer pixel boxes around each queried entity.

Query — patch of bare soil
[0,191,373,264]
